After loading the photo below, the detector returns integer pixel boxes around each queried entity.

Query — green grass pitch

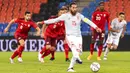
[0,52,130,73]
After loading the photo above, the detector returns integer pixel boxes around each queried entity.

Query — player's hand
[4,27,9,33]
[35,32,40,36]
[41,34,44,38]
[121,34,124,38]
[116,30,120,33]
[95,27,102,33]
[37,21,44,25]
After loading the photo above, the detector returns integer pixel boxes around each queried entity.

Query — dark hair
[69,2,77,7]
[25,11,31,15]
[98,1,104,6]
[119,12,125,15]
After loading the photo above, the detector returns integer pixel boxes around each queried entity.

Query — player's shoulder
[122,20,127,24]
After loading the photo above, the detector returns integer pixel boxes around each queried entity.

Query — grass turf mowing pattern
[0,52,130,73]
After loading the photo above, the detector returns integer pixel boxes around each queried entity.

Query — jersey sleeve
[31,22,38,29]
[80,14,97,29]
[14,18,21,23]
[44,14,66,24]
[111,19,116,28]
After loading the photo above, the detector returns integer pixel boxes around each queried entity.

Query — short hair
[25,11,31,15]
[98,1,104,6]
[119,12,125,15]
[69,2,77,7]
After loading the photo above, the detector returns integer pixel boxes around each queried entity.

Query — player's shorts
[66,35,82,56]
[106,34,120,46]
[91,30,105,40]
[45,36,57,47]
[14,33,27,45]
[57,35,65,42]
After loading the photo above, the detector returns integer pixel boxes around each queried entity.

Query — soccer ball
[90,62,100,72]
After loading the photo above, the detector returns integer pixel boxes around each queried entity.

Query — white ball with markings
[90,62,100,72]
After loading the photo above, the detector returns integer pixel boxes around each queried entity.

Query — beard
[70,10,77,16]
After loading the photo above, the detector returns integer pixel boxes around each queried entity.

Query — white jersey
[110,18,127,37]
[44,12,97,36]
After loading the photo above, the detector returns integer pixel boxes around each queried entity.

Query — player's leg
[40,38,56,63]
[10,39,25,63]
[17,39,25,62]
[63,40,70,62]
[87,30,97,60]
[103,35,113,60]
[97,32,105,60]
[67,35,82,72]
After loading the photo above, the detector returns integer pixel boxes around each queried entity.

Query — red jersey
[92,9,110,31]
[44,16,59,38]
[15,18,37,37]
[57,21,65,36]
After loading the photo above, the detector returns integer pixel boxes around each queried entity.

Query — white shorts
[66,35,82,56]
[106,34,120,46]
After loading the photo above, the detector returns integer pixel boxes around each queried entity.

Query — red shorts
[57,35,65,42]
[91,30,105,41]
[14,33,27,44]
[45,36,57,47]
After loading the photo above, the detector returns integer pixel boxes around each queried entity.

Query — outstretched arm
[4,19,16,33]
[44,14,65,24]
[82,17,101,32]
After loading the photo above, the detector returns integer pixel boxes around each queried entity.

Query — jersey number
[20,26,23,29]
[72,21,76,26]
[96,16,101,21]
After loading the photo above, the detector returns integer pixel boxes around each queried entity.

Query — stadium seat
[1,23,9,36]
[59,2,66,9]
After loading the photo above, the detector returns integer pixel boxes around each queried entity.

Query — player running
[38,8,67,63]
[41,2,101,72]
[49,7,70,62]
[4,11,40,63]
[87,1,110,61]
[103,12,127,60]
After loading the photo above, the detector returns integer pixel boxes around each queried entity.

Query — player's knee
[113,46,117,50]
[46,45,51,49]
[19,39,25,46]
[50,46,55,51]
[107,44,111,49]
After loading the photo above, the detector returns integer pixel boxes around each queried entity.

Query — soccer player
[103,12,127,60]
[38,8,66,63]
[87,1,110,61]
[49,8,70,62]
[41,2,101,72]
[4,11,41,63]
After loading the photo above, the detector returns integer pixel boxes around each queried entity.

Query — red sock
[51,51,55,58]
[64,44,69,59]
[90,43,94,55]
[98,45,103,57]
[18,46,24,58]
[41,49,51,58]
[40,47,46,54]
[11,50,19,59]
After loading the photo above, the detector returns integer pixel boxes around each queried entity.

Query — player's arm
[121,24,126,38]
[4,19,17,33]
[106,13,111,30]
[43,14,65,24]
[110,19,120,33]
[32,22,41,36]
[35,27,41,36]
[41,24,47,38]
[81,14,101,32]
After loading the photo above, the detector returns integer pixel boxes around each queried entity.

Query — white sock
[104,47,110,57]
[68,56,76,69]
